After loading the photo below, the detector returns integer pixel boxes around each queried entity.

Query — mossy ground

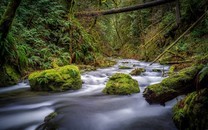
[103,73,140,95]
[173,89,208,130]
[29,65,82,92]
[0,65,20,87]
[143,65,203,104]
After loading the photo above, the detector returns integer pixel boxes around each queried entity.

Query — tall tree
[0,0,21,41]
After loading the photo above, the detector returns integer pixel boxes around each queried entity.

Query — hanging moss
[173,89,208,130]
[143,65,203,104]
[0,65,20,87]
[103,73,140,95]
[29,65,82,92]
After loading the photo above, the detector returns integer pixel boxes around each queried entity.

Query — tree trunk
[76,0,175,17]
[0,0,22,41]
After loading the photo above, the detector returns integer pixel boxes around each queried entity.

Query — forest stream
[0,59,179,130]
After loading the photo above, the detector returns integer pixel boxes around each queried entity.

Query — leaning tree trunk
[0,0,22,41]
[0,0,21,66]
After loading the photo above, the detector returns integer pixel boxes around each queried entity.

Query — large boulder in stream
[173,88,208,130]
[143,65,203,104]
[103,73,140,95]
[29,65,82,92]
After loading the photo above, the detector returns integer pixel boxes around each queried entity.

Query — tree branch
[76,0,175,17]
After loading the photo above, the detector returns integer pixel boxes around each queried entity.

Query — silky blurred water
[0,59,177,130]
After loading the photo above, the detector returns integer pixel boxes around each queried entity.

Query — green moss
[143,65,203,104]
[173,89,208,130]
[119,66,132,69]
[130,68,146,75]
[143,83,177,104]
[168,66,175,75]
[29,65,82,92]
[161,65,202,90]
[0,65,20,87]
[103,73,140,95]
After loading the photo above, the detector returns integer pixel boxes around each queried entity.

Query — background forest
[0,0,207,75]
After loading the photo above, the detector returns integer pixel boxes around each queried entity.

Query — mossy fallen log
[143,65,203,104]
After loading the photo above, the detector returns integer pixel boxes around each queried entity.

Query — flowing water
[0,59,178,130]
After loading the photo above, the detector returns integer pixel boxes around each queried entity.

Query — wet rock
[152,68,162,72]
[36,112,58,130]
[103,73,140,95]
[143,65,203,104]
[173,89,208,130]
[29,65,82,92]
[130,68,146,76]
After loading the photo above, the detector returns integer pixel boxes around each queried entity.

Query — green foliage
[0,0,99,72]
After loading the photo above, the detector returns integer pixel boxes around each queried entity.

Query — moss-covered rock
[143,65,203,104]
[0,65,20,87]
[130,68,146,75]
[119,66,132,69]
[103,73,140,95]
[29,65,82,92]
[173,89,208,130]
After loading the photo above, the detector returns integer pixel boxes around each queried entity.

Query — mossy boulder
[143,65,203,104]
[103,73,140,95]
[29,65,82,92]
[0,65,20,87]
[173,89,208,130]
[130,68,146,76]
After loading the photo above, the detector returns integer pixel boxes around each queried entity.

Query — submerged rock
[36,112,58,130]
[143,65,203,104]
[103,73,140,95]
[173,89,208,130]
[29,65,82,92]
[0,65,20,87]
[130,68,146,75]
